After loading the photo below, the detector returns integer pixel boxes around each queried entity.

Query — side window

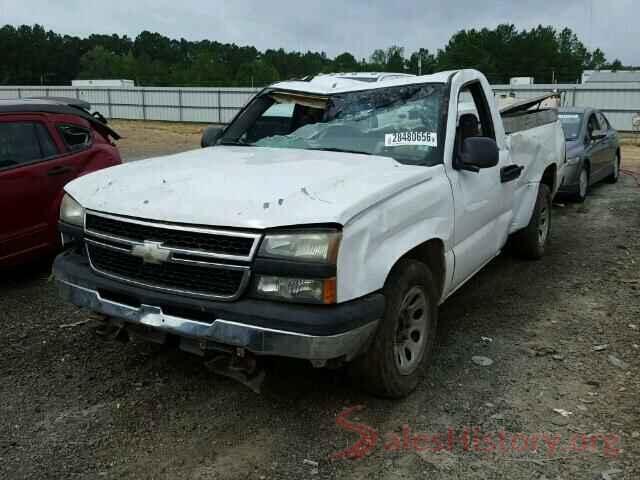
[596,112,610,130]
[0,122,53,169]
[586,114,601,139]
[58,124,92,152]
[456,82,496,153]
[244,102,296,143]
[34,123,58,158]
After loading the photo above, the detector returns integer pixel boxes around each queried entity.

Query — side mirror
[458,137,499,172]
[201,126,223,148]
[591,129,607,141]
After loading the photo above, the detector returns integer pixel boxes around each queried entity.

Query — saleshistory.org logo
[331,406,622,460]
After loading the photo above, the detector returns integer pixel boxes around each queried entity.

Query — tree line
[0,23,630,87]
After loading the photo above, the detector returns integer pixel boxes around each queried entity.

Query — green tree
[235,59,279,86]
[408,48,436,75]
[385,46,405,72]
[0,23,618,87]
[332,52,359,72]
[78,46,123,79]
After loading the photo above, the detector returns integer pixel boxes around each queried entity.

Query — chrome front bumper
[57,279,379,362]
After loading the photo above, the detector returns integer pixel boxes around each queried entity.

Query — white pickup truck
[54,70,565,397]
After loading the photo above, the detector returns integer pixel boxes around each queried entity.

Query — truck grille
[87,242,246,299]
[83,211,260,300]
[85,213,256,258]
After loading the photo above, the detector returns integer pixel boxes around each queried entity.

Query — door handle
[47,165,73,176]
[500,165,524,183]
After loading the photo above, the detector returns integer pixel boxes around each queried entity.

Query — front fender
[336,168,454,302]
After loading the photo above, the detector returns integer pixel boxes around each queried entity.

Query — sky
[1,0,638,65]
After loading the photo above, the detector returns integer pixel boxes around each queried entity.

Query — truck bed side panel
[507,122,565,234]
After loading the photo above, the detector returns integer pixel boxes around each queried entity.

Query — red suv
[0,98,122,267]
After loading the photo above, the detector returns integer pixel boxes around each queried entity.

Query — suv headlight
[254,230,341,304]
[566,156,581,166]
[258,231,341,264]
[59,194,85,227]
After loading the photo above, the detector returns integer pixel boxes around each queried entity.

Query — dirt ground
[110,120,206,161]
[1,123,639,479]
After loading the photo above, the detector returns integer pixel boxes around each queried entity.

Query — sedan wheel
[607,155,620,184]
[576,167,589,202]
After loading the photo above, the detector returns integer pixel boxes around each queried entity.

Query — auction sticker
[385,131,438,147]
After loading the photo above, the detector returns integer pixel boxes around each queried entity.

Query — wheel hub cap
[394,286,429,375]
[579,170,588,197]
[538,200,550,246]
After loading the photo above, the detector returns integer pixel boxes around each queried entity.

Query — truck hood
[66,146,436,229]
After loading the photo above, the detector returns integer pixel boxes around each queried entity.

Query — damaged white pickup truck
[54,70,565,397]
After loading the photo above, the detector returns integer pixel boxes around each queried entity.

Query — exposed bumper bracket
[57,279,379,361]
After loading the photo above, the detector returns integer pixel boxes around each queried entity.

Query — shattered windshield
[220,83,446,166]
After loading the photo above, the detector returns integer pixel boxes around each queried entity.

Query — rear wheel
[512,184,551,260]
[351,259,438,398]
[606,153,620,183]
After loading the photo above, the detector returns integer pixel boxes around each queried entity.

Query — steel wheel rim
[538,197,550,246]
[394,286,429,375]
[579,169,588,198]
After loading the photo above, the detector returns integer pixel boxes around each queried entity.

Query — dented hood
[65,146,434,229]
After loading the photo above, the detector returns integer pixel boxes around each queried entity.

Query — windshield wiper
[308,147,371,155]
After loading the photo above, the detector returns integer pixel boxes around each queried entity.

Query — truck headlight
[59,194,85,227]
[254,275,336,304]
[258,230,341,264]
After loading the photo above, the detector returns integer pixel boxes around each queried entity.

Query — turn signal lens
[255,275,337,304]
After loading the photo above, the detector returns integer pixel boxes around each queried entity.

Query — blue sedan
[557,107,621,202]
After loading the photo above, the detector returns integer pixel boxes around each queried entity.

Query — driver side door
[446,82,515,289]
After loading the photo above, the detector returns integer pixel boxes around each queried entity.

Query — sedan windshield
[558,113,583,141]
[219,83,446,166]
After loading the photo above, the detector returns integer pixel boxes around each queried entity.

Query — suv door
[42,121,95,233]
[0,116,61,263]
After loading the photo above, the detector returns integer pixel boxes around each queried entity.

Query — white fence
[0,86,260,124]
[1,83,639,131]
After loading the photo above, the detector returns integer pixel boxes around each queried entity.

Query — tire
[606,153,620,184]
[512,183,551,260]
[572,166,589,203]
[350,259,438,398]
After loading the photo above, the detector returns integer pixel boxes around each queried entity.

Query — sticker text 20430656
[384,131,438,147]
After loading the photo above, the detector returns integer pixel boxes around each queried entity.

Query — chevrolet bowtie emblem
[131,241,171,264]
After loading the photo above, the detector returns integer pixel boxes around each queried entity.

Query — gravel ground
[1,125,639,479]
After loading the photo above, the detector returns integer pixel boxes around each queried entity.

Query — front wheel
[572,166,589,203]
[351,259,438,398]
[511,183,551,260]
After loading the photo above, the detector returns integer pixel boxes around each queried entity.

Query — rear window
[0,122,57,169]
[58,124,92,151]
[558,113,583,141]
